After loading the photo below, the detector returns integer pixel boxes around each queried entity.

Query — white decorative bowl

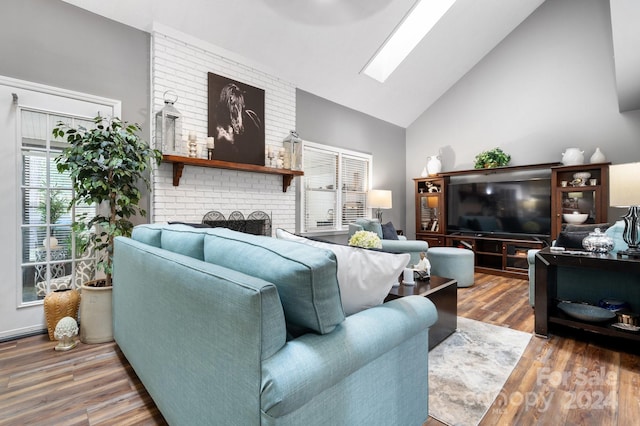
[563,213,588,224]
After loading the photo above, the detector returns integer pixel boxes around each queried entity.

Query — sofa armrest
[260,296,437,417]
[528,249,541,307]
[380,239,429,266]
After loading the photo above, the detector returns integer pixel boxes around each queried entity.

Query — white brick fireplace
[151,26,298,232]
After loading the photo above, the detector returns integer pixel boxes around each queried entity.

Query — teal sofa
[348,218,429,266]
[113,224,437,426]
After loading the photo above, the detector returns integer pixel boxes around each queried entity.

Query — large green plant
[53,116,162,286]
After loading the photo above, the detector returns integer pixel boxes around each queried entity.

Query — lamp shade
[367,190,392,209]
[610,162,640,207]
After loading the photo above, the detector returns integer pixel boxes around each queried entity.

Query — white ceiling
[61,0,548,127]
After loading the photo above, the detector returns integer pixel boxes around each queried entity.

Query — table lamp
[368,189,392,222]
[609,162,640,258]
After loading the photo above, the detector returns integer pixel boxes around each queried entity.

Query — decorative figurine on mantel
[267,146,277,167]
[188,131,198,158]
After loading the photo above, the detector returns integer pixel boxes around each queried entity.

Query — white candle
[403,268,415,285]
[188,131,196,141]
[207,137,215,149]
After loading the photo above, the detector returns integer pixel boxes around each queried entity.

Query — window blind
[301,142,372,233]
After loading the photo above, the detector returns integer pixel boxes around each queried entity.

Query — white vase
[43,236,58,248]
[561,148,584,166]
[426,156,442,176]
[589,147,606,163]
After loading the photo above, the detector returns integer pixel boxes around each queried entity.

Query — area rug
[428,317,532,426]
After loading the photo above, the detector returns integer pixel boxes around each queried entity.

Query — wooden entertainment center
[414,162,610,278]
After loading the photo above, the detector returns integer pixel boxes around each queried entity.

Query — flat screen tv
[447,170,551,238]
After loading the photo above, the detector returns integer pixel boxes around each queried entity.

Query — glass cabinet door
[415,178,445,235]
[419,194,441,232]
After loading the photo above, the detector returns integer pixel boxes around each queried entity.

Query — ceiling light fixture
[362,0,457,83]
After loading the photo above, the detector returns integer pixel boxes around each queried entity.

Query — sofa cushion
[605,220,629,253]
[204,228,344,335]
[159,225,206,260]
[131,223,164,247]
[275,229,409,316]
[355,218,383,239]
[381,222,399,240]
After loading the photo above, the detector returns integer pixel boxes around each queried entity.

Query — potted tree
[54,116,162,343]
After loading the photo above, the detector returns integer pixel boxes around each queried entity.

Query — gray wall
[297,89,407,235]
[1,0,150,130]
[1,0,151,219]
[405,0,640,237]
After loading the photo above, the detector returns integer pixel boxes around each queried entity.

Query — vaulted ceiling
[62,0,639,127]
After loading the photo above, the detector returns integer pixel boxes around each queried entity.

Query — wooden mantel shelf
[162,155,304,192]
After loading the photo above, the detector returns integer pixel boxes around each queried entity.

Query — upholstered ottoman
[428,247,474,287]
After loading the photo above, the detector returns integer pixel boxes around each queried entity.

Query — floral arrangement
[348,230,382,249]
[474,147,511,169]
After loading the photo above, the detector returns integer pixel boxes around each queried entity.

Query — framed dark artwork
[207,72,265,165]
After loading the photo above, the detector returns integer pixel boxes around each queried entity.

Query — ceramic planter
[79,280,113,343]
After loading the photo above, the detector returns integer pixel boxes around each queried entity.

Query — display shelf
[162,155,304,192]
[551,162,609,238]
[414,176,448,247]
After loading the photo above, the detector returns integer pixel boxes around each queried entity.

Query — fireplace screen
[202,210,272,237]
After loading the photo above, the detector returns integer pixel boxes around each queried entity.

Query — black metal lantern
[155,91,182,155]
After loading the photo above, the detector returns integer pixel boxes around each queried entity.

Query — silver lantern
[155,91,182,155]
[283,130,302,171]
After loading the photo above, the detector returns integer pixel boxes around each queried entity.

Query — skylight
[362,0,457,83]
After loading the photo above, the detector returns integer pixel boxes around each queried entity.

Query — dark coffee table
[385,275,458,350]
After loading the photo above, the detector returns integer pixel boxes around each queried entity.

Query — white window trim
[298,140,373,235]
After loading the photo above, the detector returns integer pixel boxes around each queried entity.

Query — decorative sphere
[54,316,79,339]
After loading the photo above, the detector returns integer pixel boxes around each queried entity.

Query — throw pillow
[381,222,399,240]
[555,231,589,249]
[275,229,410,316]
[356,218,383,239]
[564,223,611,232]
[556,223,612,249]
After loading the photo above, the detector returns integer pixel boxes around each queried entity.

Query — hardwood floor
[427,273,640,426]
[1,273,638,425]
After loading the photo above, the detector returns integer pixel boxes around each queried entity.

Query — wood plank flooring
[1,273,639,425]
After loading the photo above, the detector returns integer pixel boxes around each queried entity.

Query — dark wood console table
[534,247,640,342]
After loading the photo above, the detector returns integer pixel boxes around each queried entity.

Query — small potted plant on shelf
[474,147,511,169]
[53,116,162,343]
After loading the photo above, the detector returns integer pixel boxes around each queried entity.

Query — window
[20,110,96,303]
[300,141,372,233]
